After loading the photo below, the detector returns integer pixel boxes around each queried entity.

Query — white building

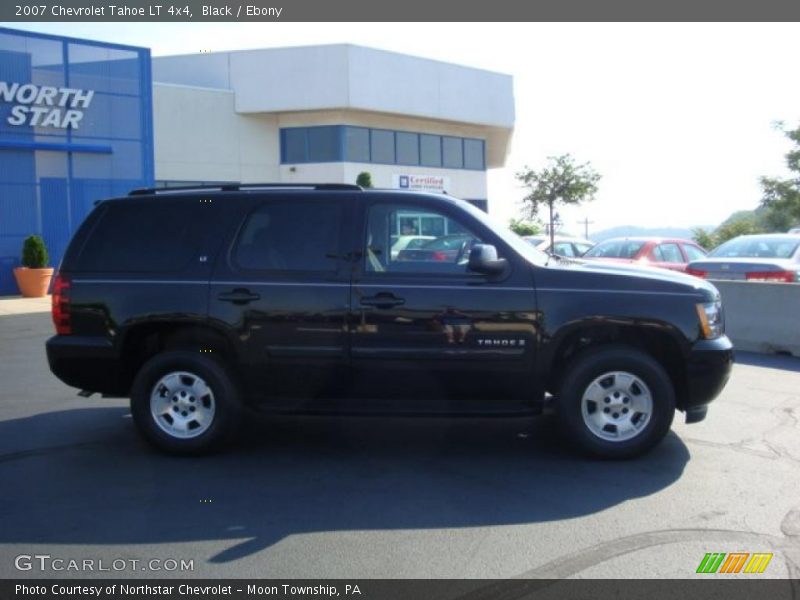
[150,44,515,211]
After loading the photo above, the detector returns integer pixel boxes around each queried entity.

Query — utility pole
[577,217,594,239]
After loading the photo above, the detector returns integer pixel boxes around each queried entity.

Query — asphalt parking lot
[0,297,798,580]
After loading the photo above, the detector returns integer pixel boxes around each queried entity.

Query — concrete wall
[152,83,280,183]
[713,280,800,356]
[153,88,489,199]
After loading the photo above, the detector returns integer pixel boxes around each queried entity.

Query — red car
[581,237,708,272]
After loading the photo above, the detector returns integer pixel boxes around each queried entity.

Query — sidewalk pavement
[0,295,51,316]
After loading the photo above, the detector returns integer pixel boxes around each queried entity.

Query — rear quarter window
[75,201,204,272]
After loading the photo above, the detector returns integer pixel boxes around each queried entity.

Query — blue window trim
[280,125,485,171]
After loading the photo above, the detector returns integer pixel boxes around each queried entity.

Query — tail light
[686,267,707,278]
[51,273,71,334]
[745,270,796,283]
[432,251,448,261]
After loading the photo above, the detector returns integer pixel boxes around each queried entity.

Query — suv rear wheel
[556,345,676,459]
[130,351,241,455]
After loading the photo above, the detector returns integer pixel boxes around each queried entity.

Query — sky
[5,22,800,235]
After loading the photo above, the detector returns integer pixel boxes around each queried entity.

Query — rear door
[650,242,687,271]
[349,196,539,409]
[208,193,353,403]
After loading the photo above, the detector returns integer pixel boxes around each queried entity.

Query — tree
[691,227,716,250]
[356,171,373,188]
[760,122,800,225]
[516,154,601,250]
[508,218,541,237]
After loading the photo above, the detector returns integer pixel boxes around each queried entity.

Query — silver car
[687,233,800,282]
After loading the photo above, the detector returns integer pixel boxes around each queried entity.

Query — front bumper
[682,334,734,421]
[46,335,123,394]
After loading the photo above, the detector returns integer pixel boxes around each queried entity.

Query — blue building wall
[0,27,154,295]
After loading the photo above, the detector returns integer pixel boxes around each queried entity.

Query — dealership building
[0,27,515,294]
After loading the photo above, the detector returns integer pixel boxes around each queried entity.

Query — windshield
[710,236,800,259]
[584,239,646,259]
[455,199,549,266]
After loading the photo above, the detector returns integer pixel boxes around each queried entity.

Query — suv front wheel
[557,345,676,459]
[130,351,241,455]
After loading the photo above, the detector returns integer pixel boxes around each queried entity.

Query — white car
[390,235,435,259]
[523,235,595,257]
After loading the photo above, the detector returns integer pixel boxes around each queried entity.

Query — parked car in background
[390,235,435,259]
[523,235,594,257]
[687,233,800,282]
[396,233,478,262]
[582,237,707,272]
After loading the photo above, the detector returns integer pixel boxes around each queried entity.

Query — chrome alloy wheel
[580,371,653,442]
[150,371,216,439]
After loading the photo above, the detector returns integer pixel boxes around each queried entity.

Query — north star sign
[0,81,94,129]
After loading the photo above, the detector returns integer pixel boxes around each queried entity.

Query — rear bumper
[46,335,123,394]
[682,335,734,420]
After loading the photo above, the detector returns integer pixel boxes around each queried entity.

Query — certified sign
[393,174,450,193]
[0,81,94,129]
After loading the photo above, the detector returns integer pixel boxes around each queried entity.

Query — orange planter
[13,267,54,298]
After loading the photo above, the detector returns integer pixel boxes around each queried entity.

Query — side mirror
[468,244,508,276]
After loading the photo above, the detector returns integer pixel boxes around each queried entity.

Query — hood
[548,257,719,300]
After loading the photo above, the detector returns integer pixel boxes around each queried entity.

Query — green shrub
[356,172,374,188]
[21,235,49,269]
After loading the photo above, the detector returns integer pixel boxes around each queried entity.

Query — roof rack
[128,182,363,196]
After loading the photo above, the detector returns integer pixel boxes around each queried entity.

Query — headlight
[696,300,724,339]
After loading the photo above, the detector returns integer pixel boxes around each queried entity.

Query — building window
[307,126,339,162]
[344,126,370,163]
[463,138,485,170]
[282,129,307,163]
[370,129,395,164]
[442,136,463,168]
[420,134,442,167]
[396,131,419,165]
[279,126,485,170]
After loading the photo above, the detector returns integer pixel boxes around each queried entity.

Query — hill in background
[588,225,713,242]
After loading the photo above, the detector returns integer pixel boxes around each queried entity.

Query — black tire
[130,351,241,455]
[556,345,676,459]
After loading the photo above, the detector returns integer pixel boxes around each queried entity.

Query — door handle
[217,288,261,304]
[360,293,405,309]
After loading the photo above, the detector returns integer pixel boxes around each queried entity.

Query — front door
[349,197,539,410]
[209,194,352,405]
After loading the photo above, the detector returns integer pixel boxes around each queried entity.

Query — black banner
[2,580,799,600]
[2,0,800,22]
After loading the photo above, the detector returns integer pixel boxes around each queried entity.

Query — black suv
[46,184,733,458]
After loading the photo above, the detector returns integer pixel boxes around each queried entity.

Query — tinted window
[307,126,339,162]
[585,240,646,259]
[575,243,593,256]
[442,136,463,168]
[420,134,442,167]
[282,129,306,163]
[365,204,483,275]
[683,244,707,261]
[396,131,419,165]
[344,126,370,163]
[235,201,341,272]
[77,202,201,272]
[464,139,485,170]
[370,129,395,164]
[653,243,683,263]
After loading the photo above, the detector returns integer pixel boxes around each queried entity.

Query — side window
[553,242,576,257]
[683,244,707,261]
[656,243,683,263]
[234,201,341,272]
[365,204,484,275]
[575,243,593,256]
[77,202,202,272]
